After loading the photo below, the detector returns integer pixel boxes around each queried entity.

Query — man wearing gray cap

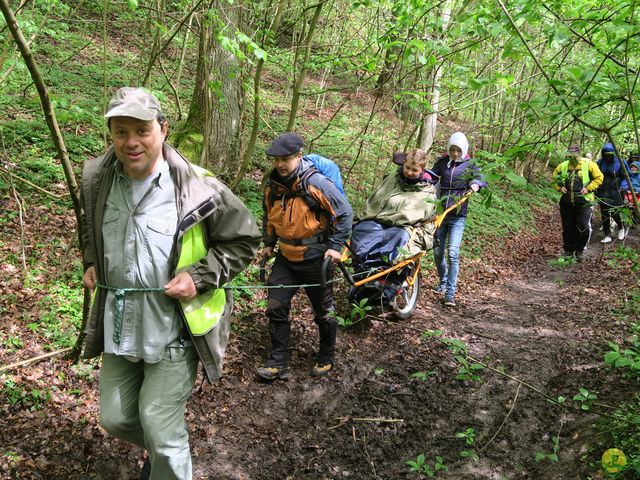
[80,87,261,479]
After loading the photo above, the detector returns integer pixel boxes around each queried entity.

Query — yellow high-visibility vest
[559,160,595,202]
[176,222,226,336]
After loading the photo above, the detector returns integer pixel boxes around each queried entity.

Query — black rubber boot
[140,458,151,480]
[312,318,337,376]
[257,321,291,381]
[268,320,290,365]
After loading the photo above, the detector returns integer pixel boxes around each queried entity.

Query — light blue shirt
[102,160,182,362]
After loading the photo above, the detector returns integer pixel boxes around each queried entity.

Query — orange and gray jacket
[263,157,353,262]
[80,143,261,382]
[553,158,603,206]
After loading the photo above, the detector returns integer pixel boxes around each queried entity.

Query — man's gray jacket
[81,143,261,382]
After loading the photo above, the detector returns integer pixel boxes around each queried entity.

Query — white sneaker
[611,222,618,233]
[601,236,612,243]
[618,228,627,240]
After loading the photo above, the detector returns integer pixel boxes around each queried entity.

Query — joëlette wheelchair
[320,191,474,319]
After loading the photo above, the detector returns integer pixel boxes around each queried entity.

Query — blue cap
[267,133,304,157]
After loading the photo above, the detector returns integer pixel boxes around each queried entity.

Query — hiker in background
[552,144,603,261]
[81,87,260,479]
[620,155,640,224]
[431,132,486,307]
[257,133,353,381]
[596,143,628,243]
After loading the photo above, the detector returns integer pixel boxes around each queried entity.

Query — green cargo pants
[100,347,198,480]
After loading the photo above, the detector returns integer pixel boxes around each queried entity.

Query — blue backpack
[304,154,346,196]
[266,154,346,219]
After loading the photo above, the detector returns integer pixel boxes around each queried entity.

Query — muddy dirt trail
[187,212,636,480]
[1,210,637,479]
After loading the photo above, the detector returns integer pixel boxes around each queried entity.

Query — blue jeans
[433,216,466,298]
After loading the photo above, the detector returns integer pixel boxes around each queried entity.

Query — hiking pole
[258,255,270,284]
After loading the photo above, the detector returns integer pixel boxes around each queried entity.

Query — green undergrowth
[24,261,84,350]
[590,248,640,478]
[464,176,556,258]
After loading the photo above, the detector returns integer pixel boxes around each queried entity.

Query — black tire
[390,271,421,319]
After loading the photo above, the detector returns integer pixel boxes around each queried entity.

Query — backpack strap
[296,167,322,212]
[269,166,327,214]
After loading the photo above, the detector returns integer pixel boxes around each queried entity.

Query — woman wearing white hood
[430,132,486,307]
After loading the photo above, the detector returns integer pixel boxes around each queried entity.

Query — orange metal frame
[343,190,472,288]
[351,251,423,288]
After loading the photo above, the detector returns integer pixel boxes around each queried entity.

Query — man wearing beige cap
[80,87,260,479]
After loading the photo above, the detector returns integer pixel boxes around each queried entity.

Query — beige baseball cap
[104,87,163,121]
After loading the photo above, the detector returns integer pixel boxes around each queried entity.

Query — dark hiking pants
[560,203,593,254]
[265,254,336,367]
[599,203,623,235]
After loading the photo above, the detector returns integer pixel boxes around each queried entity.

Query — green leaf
[604,351,621,364]
[496,74,515,88]
[607,341,620,351]
[566,67,582,80]
[236,32,251,44]
[505,170,527,187]
[468,78,484,90]
[615,357,633,367]
[483,172,502,183]
[127,0,138,10]
[421,329,443,338]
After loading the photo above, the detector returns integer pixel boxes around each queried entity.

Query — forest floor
[1,201,639,480]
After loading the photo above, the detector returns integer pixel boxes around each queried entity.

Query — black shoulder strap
[296,167,323,212]
[267,167,329,214]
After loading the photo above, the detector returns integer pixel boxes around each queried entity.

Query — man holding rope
[257,133,352,381]
[80,87,260,479]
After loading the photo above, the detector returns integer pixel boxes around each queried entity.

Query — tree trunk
[419,1,451,152]
[179,3,244,183]
[141,0,165,86]
[231,0,287,190]
[286,1,325,131]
